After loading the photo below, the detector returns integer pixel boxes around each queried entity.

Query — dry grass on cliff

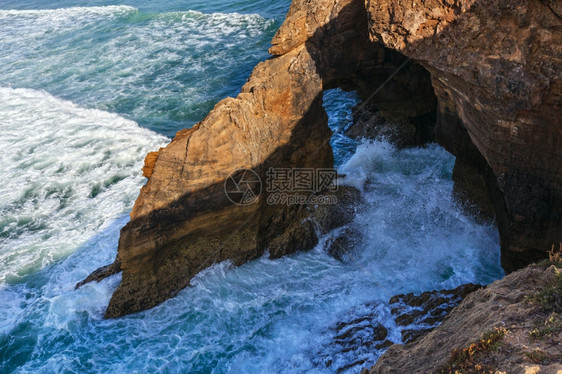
[434,257,562,374]
[548,243,562,267]
[525,254,562,346]
[432,327,508,374]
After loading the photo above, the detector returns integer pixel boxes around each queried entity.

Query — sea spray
[0,6,276,137]
[0,87,168,284]
[0,2,503,373]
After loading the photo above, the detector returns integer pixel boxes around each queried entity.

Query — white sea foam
[0,6,275,135]
[0,87,168,284]
[0,137,503,374]
[0,5,138,17]
[338,140,502,293]
[0,6,138,37]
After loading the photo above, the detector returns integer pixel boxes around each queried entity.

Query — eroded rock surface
[86,0,382,318]
[368,264,562,373]
[367,0,562,270]
[389,283,482,343]
[311,283,480,373]
[82,0,561,317]
[102,46,334,317]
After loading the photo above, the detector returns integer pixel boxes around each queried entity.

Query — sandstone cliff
[79,0,561,319]
[366,0,562,271]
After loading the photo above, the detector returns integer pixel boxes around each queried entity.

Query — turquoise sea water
[0,1,503,373]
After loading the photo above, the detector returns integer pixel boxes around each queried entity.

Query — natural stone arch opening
[289,0,520,271]
[80,0,560,318]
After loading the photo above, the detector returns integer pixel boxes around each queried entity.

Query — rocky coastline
[78,0,560,370]
[368,262,562,373]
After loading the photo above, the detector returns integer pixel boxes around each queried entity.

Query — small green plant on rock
[523,348,559,365]
[528,271,562,313]
[526,256,562,342]
[529,312,562,340]
[433,327,507,374]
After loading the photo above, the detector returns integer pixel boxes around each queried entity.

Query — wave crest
[0,87,168,283]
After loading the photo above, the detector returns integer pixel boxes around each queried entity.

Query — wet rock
[325,228,360,262]
[400,329,433,344]
[388,283,482,343]
[75,260,121,289]
[345,98,436,148]
[313,185,362,233]
[315,302,393,373]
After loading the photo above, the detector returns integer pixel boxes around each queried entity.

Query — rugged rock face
[80,0,439,318]
[366,0,562,270]
[345,100,436,148]
[102,45,335,317]
[81,0,561,317]
[368,263,562,373]
[311,283,481,372]
[86,0,387,318]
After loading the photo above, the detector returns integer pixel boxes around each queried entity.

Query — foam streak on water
[0,109,502,372]
[0,5,276,137]
[0,87,168,284]
[0,3,503,373]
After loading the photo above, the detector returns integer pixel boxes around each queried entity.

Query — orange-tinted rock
[366,0,562,270]
[97,0,378,318]
[105,47,333,317]
[141,149,161,179]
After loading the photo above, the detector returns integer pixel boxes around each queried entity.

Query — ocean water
[0,1,503,373]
